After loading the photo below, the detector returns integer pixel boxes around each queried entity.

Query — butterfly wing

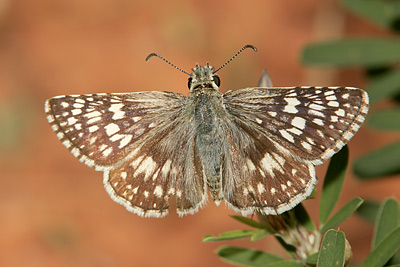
[221,86,368,215]
[45,92,207,217]
[224,86,369,164]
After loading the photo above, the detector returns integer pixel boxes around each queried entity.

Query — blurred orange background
[1,0,399,266]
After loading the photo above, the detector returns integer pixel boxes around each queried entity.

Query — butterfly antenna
[146,53,191,76]
[214,44,258,73]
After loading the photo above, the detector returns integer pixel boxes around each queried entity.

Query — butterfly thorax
[188,64,225,203]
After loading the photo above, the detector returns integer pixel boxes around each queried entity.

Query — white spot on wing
[309,103,325,111]
[279,129,294,143]
[257,183,265,194]
[135,156,157,180]
[67,117,78,125]
[119,135,132,149]
[292,117,306,129]
[326,95,337,101]
[313,118,324,126]
[301,141,312,152]
[154,186,163,198]
[327,101,339,107]
[246,158,256,171]
[335,109,345,117]
[105,123,120,136]
[260,153,284,177]
[84,111,102,118]
[162,159,172,175]
[72,109,82,115]
[287,127,302,135]
[88,125,99,132]
[102,147,113,157]
[109,103,125,120]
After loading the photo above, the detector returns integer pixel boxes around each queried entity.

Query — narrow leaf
[362,226,400,267]
[356,200,381,223]
[353,141,400,179]
[231,215,264,229]
[250,229,269,242]
[217,246,284,267]
[275,236,297,254]
[367,107,400,130]
[320,197,364,233]
[341,0,400,30]
[373,198,400,249]
[367,68,400,104]
[389,252,400,265]
[320,146,349,224]
[317,230,346,267]
[203,230,257,242]
[302,39,400,67]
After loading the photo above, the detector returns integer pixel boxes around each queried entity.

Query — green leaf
[203,230,258,242]
[362,226,400,267]
[294,204,316,232]
[306,252,319,265]
[320,197,364,233]
[353,141,400,179]
[373,198,400,249]
[275,236,297,254]
[320,146,349,224]
[389,252,400,265]
[250,229,269,242]
[217,246,284,267]
[367,107,400,130]
[367,68,400,104]
[341,0,400,30]
[301,39,400,67]
[317,230,346,267]
[231,215,264,229]
[356,200,381,223]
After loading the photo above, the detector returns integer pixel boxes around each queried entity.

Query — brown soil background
[1,0,399,266]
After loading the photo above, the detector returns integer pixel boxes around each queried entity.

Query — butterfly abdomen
[192,90,225,202]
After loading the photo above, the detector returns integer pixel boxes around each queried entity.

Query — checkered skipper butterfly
[45,45,369,218]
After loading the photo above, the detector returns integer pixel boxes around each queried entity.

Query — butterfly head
[145,44,257,93]
[188,63,220,91]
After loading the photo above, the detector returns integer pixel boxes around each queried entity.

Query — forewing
[45,91,185,169]
[45,91,207,217]
[223,86,369,165]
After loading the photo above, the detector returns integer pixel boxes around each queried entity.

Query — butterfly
[45,45,369,218]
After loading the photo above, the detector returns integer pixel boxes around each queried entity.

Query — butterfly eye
[187,77,193,89]
[213,75,220,87]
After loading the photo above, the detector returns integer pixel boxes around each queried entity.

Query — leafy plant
[302,0,400,180]
[203,1,400,265]
[204,145,400,266]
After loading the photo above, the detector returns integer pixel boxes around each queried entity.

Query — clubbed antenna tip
[145,52,190,75]
[214,44,258,73]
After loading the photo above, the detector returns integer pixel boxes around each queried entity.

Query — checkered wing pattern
[221,86,369,215]
[45,92,207,217]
